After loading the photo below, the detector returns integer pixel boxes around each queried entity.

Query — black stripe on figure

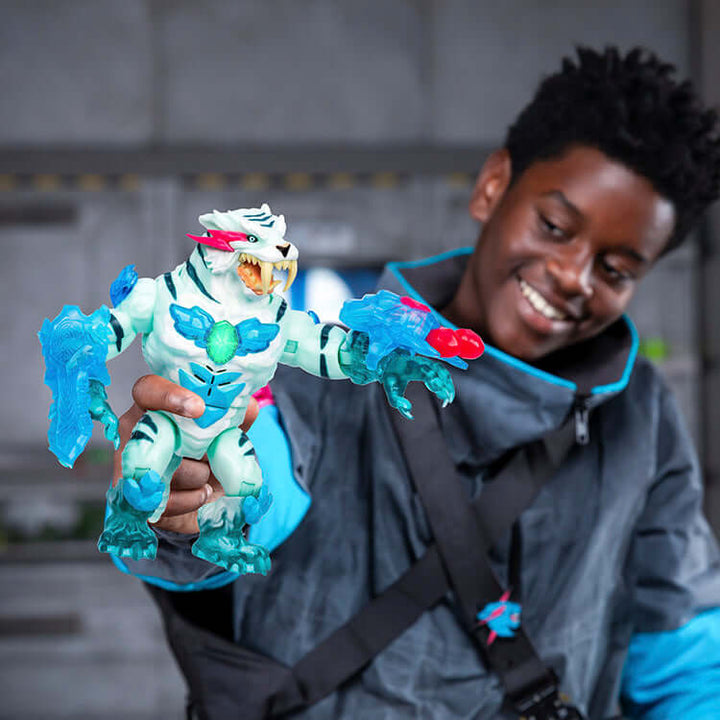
[275,300,287,322]
[130,430,153,442]
[197,244,209,268]
[138,415,158,434]
[238,435,249,448]
[319,355,329,378]
[185,258,218,303]
[243,447,256,457]
[163,272,177,300]
[109,313,124,352]
[320,324,331,350]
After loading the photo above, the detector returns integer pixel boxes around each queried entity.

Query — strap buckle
[513,682,587,720]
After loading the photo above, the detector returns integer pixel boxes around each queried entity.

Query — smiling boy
[116,47,720,719]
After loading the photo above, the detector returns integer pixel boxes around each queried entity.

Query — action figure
[40,205,483,574]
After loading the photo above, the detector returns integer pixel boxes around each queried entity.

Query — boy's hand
[112,375,259,535]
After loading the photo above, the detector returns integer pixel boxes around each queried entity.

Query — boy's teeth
[519,279,568,320]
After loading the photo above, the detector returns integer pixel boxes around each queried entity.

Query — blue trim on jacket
[621,608,720,719]
[387,248,640,395]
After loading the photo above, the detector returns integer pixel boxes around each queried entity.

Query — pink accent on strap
[400,296,430,312]
[252,385,275,408]
[187,229,250,252]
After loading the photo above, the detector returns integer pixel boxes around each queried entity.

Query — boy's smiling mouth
[518,277,570,322]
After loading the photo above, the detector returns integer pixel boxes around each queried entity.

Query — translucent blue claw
[88,380,120,449]
[123,470,164,512]
[243,485,273,525]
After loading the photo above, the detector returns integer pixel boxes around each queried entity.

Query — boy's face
[449,145,676,361]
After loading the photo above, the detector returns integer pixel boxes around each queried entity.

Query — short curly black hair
[505,46,720,252]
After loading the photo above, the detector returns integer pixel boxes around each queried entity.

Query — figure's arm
[105,274,157,359]
[279,306,471,418]
[279,309,349,379]
[39,265,157,467]
[620,383,720,719]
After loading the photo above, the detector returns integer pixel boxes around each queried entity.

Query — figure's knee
[208,429,263,497]
[122,410,178,478]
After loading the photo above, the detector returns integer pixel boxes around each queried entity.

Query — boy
[116,47,720,719]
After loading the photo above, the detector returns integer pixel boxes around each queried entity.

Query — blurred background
[1,1,719,718]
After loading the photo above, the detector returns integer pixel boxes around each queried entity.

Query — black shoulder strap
[271,385,576,718]
[389,384,581,719]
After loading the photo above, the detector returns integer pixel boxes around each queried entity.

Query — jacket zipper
[573,394,591,445]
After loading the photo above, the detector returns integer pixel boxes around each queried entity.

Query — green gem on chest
[169,303,281,365]
[206,321,240,364]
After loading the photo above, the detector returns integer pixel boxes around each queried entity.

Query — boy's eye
[539,215,568,239]
[600,257,633,282]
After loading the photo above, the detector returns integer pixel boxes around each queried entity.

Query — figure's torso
[141,260,288,457]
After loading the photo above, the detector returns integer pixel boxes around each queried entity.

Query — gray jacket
[128,250,720,719]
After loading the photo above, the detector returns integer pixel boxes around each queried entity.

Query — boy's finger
[240,397,260,432]
[132,375,205,418]
[171,459,211,490]
[161,485,214,517]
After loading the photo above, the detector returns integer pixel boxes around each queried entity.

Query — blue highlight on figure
[123,470,164,512]
[38,305,115,468]
[110,264,139,307]
[243,485,273,525]
[178,363,245,428]
[340,290,467,371]
[170,304,279,365]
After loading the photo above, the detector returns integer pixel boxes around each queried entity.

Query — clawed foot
[98,481,158,560]
[191,536,271,575]
[98,525,157,560]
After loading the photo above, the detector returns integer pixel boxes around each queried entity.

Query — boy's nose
[546,246,594,300]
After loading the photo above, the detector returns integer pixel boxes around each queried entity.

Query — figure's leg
[191,428,272,575]
[98,411,178,560]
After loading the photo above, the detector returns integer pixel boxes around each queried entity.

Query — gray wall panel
[0,1,154,144]
[430,0,690,143]
[159,0,427,142]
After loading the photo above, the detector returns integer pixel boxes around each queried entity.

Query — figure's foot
[192,496,271,575]
[98,524,158,560]
[191,533,270,575]
[97,481,158,560]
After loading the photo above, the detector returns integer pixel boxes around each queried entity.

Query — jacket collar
[379,248,639,466]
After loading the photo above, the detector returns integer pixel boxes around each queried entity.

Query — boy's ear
[469,149,512,222]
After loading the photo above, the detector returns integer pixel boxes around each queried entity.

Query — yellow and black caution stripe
[0,170,476,193]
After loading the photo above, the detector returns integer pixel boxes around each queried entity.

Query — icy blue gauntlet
[39,305,117,467]
[338,291,485,419]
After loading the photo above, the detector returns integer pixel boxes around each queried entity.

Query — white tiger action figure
[40,205,482,574]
